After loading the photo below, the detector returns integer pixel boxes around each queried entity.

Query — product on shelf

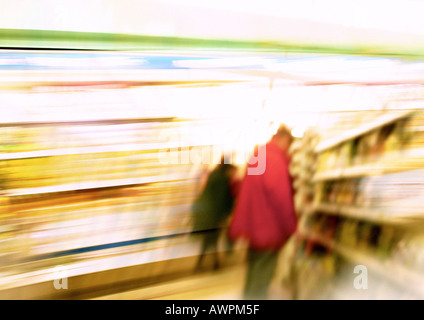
[338,219,359,247]
[314,109,424,176]
[291,107,424,299]
[377,224,398,259]
[402,110,424,150]
[0,115,240,275]
[289,128,319,216]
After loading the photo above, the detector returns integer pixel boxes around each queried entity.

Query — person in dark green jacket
[192,158,237,271]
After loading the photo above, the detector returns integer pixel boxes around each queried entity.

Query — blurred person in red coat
[228,125,297,300]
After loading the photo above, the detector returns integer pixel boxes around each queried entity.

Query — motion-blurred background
[1,0,424,300]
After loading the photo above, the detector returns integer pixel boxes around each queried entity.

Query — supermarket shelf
[0,68,249,90]
[315,110,414,153]
[299,230,424,298]
[311,203,424,225]
[312,168,344,182]
[313,203,340,215]
[312,147,424,182]
[341,164,386,178]
[0,225,16,233]
[0,141,211,160]
[0,117,175,127]
[312,165,383,181]
[0,232,247,299]
[4,173,193,197]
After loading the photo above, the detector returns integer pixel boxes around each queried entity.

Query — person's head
[271,125,293,151]
[219,153,237,178]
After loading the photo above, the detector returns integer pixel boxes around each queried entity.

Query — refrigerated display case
[0,50,274,299]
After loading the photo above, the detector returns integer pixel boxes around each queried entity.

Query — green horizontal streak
[0,28,423,59]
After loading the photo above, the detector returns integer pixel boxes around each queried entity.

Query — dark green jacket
[192,165,234,232]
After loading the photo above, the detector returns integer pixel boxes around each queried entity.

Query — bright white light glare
[270,122,280,135]
[158,0,424,36]
[61,123,148,134]
[145,21,177,36]
[268,58,399,74]
[0,58,27,65]
[25,57,143,68]
[265,57,424,83]
[291,126,306,138]
[173,57,276,69]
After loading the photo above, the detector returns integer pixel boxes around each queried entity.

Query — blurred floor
[92,264,293,300]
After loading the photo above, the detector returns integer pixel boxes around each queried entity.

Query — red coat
[228,141,297,250]
[229,177,242,199]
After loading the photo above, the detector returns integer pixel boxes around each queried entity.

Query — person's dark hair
[274,125,293,143]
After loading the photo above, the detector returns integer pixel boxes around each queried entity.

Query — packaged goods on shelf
[0,178,200,266]
[402,110,424,150]
[289,129,319,216]
[338,143,351,168]
[376,224,397,259]
[338,219,359,247]
[304,212,404,263]
[355,221,376,251]
[296,107,424,299]
[0,114,231,276]
[313,168,424,220]
[314,109,424,176]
